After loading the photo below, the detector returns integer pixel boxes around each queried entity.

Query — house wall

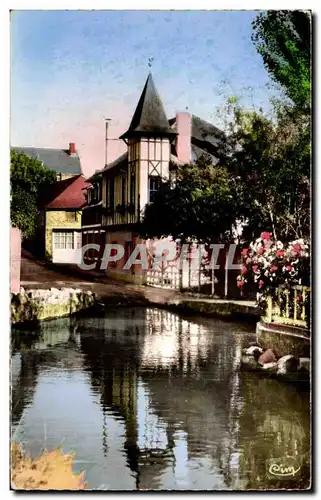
[45,210,82,259]
[10,227,21,294]
[105,230,145,284]
[101,137,171,228]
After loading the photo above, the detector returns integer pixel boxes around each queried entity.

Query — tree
[10,151,56,239]
[252,10,311,110]
[139,155,237,245]
[226,103,310,242]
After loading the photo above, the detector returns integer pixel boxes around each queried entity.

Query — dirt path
[19,251,256,311]
[20,251,179,305]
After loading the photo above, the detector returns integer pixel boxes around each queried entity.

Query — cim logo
[266,456,301,479]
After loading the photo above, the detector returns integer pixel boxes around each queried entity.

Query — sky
[11,10,276,177]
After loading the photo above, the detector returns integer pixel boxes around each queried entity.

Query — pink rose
[276,249,285,257]
[242,265,247,274]
[258,248,266,255]
[252,265,258,273]
[258,280,264,289]
[286,265,292,271]
[260,232,271,240]
[293,243,301,252]
[237,280,244,288]
[270,265,278,272]
[241,248,248,257]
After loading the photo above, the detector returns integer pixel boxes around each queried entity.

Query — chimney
[69,142,76,155]
[175,112,191,164]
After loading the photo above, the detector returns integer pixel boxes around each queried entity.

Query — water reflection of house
[11,318,84,431]
[139,309,244,489]
[77,308,245,489]
[236,376,310,490]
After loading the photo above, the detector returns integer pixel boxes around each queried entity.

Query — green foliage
[227,104,310,242]
[139,155,236,244]
[10,151,56,239]
[252,10,311,109]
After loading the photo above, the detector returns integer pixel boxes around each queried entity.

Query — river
[11,307,310,491]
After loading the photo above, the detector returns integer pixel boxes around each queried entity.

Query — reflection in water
[11,308,310,490]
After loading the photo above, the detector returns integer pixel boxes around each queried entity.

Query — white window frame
[53,232,74,250]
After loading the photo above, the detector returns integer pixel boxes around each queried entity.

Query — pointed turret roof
[120,73,176,140]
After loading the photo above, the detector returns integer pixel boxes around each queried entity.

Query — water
[11,307,310,491]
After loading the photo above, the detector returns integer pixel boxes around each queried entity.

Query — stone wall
[10,227,21,294]
[256,321,310,358]
[11,287,95,324]
[166,298,260,322]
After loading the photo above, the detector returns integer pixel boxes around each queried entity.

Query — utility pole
[104,118,111,167]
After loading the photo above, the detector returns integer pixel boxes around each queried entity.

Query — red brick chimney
[69,142,76,155]
[176,112,191,164]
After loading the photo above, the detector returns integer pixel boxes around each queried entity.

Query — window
[54,232,74,250]
[130,172,135,206]
[149,176,162,203]
[121,176,127,205]
[66,211,77,222]
[109,179,115,209]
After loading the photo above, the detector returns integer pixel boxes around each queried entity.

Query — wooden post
[211,258,215,296]
[266,296,273,322]
[293,286,298,322]
[198,245,201,294]
[285,290,290,318]
[302,287,306,322]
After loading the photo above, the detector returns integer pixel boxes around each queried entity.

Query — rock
[240,355,259,371]
[258,348,276,365]
[262,362,277,372]
[277,355,299,375]
[243,345,263,358]
[248,341,262,348]
[298,357,310,373]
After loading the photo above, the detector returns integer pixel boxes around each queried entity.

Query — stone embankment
[11,287,96,325]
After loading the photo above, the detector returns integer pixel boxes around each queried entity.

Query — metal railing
[264,285,311,328]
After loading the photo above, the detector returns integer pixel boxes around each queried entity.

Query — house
[82,73,227,285]
[11,142,82,180]
[39,175,90,263]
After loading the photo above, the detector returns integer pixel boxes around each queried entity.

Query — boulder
[243,345,263,357]
[261,362,278,372]
[277,355,299,375]
[298,357,310,373]
[258,348,276,365]
[240,355,259,371]
[248,341,262,348]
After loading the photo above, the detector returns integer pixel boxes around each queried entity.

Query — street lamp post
[104,118,111,168]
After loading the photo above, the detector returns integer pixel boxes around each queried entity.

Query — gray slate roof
[169,115,226,161]
[11,146,82,175]
[87,152,128,181]
[120,73,176,140]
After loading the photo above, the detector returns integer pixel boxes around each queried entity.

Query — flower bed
[237,232,310,326]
